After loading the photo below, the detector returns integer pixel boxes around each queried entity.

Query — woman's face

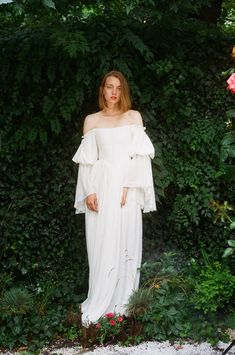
[103,76,121,106]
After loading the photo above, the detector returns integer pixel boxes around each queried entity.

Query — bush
[0,282,82,351]
[127,253,233,344]
[138,282,192,340]
[192,261,235,313]
[1,8,234,287]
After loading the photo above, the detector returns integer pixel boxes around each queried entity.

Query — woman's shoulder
[126,109,143,126]
[83,112,100,134]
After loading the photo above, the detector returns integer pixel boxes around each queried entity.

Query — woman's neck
[101,108,122,117]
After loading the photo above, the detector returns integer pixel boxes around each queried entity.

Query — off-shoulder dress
[72,122,156,326]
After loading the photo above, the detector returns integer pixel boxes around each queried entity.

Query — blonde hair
[99,70,132,113]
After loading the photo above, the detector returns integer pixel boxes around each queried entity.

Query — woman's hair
[99,70,132,112]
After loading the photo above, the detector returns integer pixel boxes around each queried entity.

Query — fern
[124,29,153,61]
[50,30,90,58]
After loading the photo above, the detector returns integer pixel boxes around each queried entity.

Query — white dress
[72,123,156,326]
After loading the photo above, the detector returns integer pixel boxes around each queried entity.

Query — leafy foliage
[139,281,191,340]
[0,281,82,350]
[192,261,235,313]
[220,107,235,180]
[1,0,234,287]
[130,253,230,343]
[0,287,34,315]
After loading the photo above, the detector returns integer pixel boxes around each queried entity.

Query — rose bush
[95,312,125,345]
[220,69,235,182]
[218,68,235,258]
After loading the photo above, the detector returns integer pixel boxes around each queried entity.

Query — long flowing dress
[72,122,156,326]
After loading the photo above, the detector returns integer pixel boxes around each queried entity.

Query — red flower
[96,322,101,329]
[117,316,123,322]
[106,312,114,318]
[109,319,116,326]
[227,73,235,94]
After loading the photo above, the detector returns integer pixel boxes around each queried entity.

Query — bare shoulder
[83,113,100,134]
[127,109,144,126]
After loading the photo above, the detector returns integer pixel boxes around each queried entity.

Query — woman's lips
[111,96,117,99]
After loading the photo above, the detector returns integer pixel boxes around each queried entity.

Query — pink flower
[109,319,116,326]
[96,322,101,329]
[117,316,123,322]
[106,312,114,318]
[227,73,235,94]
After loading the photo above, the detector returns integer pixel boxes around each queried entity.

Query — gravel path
[39,341,234,355]
[1,340,234,354]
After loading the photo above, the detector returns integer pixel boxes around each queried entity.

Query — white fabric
[72,124,156,325]
[72,130,98,213]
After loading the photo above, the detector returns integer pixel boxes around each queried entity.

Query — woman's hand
[86,193,98,212]
[121,187,128,207]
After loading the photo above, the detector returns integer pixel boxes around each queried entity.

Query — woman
[72,70,156,326]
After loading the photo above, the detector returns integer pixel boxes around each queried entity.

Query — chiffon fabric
[72,124,156,326]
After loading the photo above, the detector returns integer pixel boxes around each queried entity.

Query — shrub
[192,261,235,313]
[138,282,192,340]
[128,253,233,343]
[95,313,125,346]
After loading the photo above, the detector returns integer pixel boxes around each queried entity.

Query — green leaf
[43,96,54,115]
[42,0,56,10]
[39,129,48,145]
[230,222,235,230]
[228,240,235,247]
[50,118,61,134]
[28,127,38,143]
[222,248,234,258]
[220,147,229,162]
[221,68,235,77]
[221,131,235,145]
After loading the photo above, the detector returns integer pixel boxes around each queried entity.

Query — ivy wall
[1,8,234,291]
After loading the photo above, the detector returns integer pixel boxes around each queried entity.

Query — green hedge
[1,12,234,291]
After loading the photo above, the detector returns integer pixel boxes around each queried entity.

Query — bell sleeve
[123,125,156,213]
[72,130,98,214]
